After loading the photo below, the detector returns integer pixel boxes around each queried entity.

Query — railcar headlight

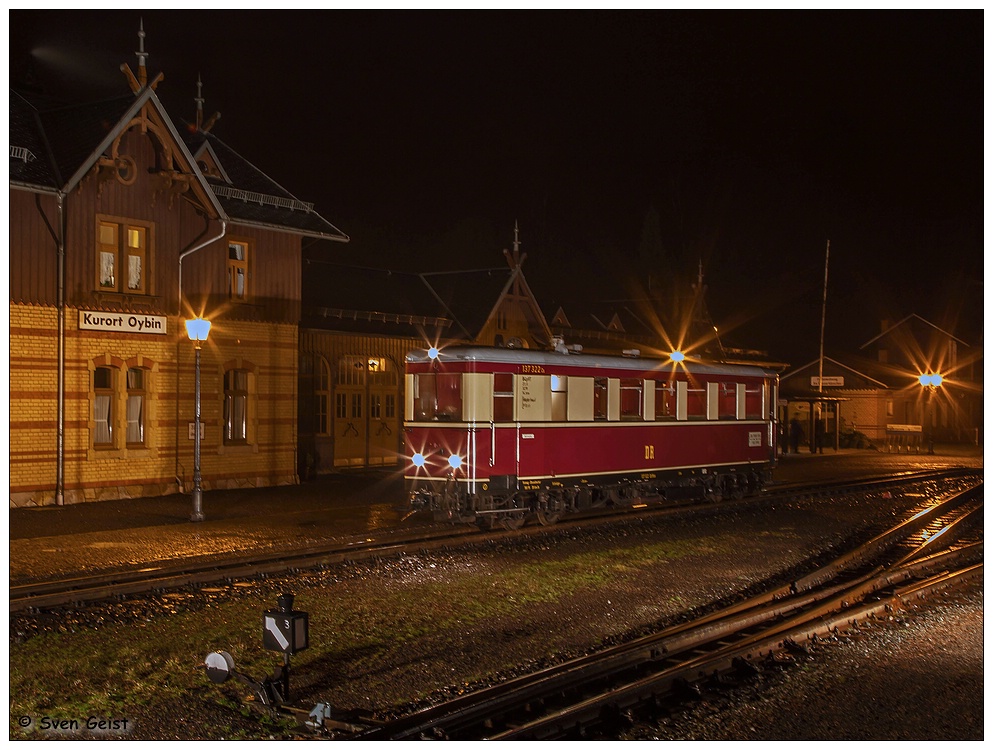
[412,452,426,468]
[448,454,462,470]
[427,347,439,360]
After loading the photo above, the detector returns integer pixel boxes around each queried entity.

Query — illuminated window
[224,369,249,444]
[97,218,150,293]
[227,241,250,300]
[126,367,147,445]
[93,366,115,446]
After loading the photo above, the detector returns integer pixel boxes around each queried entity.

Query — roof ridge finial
[503,221,527,272]
[136,18,148,88]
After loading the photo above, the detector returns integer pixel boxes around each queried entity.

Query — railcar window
[719,383,737,419]
[745,385,764,419]
[620,379,643,420]
[686,386,707,420]
[413,373,463,421]
[655,381,675,419]
[593,377,608,420]
[550,374,567,422]
[493,373,514,422]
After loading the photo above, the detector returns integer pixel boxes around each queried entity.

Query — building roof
[301,259,456,339]
[183,129,349,242]
[10,84,346,242]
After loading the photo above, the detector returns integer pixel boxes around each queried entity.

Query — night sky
[9,10,984,364]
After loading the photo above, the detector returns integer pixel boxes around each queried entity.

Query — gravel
[11,479,983,740]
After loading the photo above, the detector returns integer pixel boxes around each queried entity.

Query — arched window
[224,369,250,444]
[93,366,115,446]
[126,367,147,445]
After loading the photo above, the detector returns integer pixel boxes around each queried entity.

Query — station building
[9,40,348,507]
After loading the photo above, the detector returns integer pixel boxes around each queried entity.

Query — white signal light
[412,453,426,468]
[448,454,462,470]
[428,347,439,360]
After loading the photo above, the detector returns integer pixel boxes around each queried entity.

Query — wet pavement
[9,445,982,585]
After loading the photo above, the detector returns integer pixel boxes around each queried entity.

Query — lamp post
[918,373,943,455]
[185,317,211,521]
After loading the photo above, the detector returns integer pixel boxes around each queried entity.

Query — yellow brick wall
[10,303,298,507]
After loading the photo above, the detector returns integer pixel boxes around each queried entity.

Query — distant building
[9,30,347,506]
[780,315,982,451]
[297,226,553,473]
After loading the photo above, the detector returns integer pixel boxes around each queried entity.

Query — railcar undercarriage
[409,466,772,529]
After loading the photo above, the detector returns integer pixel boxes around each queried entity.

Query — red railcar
[403,346,779,528]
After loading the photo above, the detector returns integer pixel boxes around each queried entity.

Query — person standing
[814,416,825,453]
[789,416,803,455]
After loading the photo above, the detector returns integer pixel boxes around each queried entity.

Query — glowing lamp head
[427,347,440,360]
[919,373,943,388]
[411,452,426,468]
[185,317,211,343]
[448,454,462,470]
[670,350,685,362]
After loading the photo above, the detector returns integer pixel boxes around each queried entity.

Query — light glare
[448,454,462,470]
[427,347,439,359]
[670,350,685,362]
[412,453,425,468]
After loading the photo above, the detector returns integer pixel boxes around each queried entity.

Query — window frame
[315,357,331,436]
[96,216,153,295]
[224,368,250,445]
[93,365,116,448]
[125,367,148,447]
[227,239,251,302]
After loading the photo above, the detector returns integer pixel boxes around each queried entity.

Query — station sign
[809,376,844,387]
[79,310,168,335]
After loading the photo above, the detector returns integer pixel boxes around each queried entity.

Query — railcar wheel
[476,515,496,531]
[500,514,526,530]
[535,510,562,526]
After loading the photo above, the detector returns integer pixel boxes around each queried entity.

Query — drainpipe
[36,192,66,505]
[179,219,227,314]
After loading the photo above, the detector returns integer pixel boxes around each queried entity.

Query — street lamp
[918,372,943,454]
[185,316,211,521]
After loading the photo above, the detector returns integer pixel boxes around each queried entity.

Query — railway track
[326,479,983,740]
[9,468,979,613]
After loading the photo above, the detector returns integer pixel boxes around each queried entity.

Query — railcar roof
[406,346,775,377]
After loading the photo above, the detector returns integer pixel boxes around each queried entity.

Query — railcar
[403,345,779,528]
